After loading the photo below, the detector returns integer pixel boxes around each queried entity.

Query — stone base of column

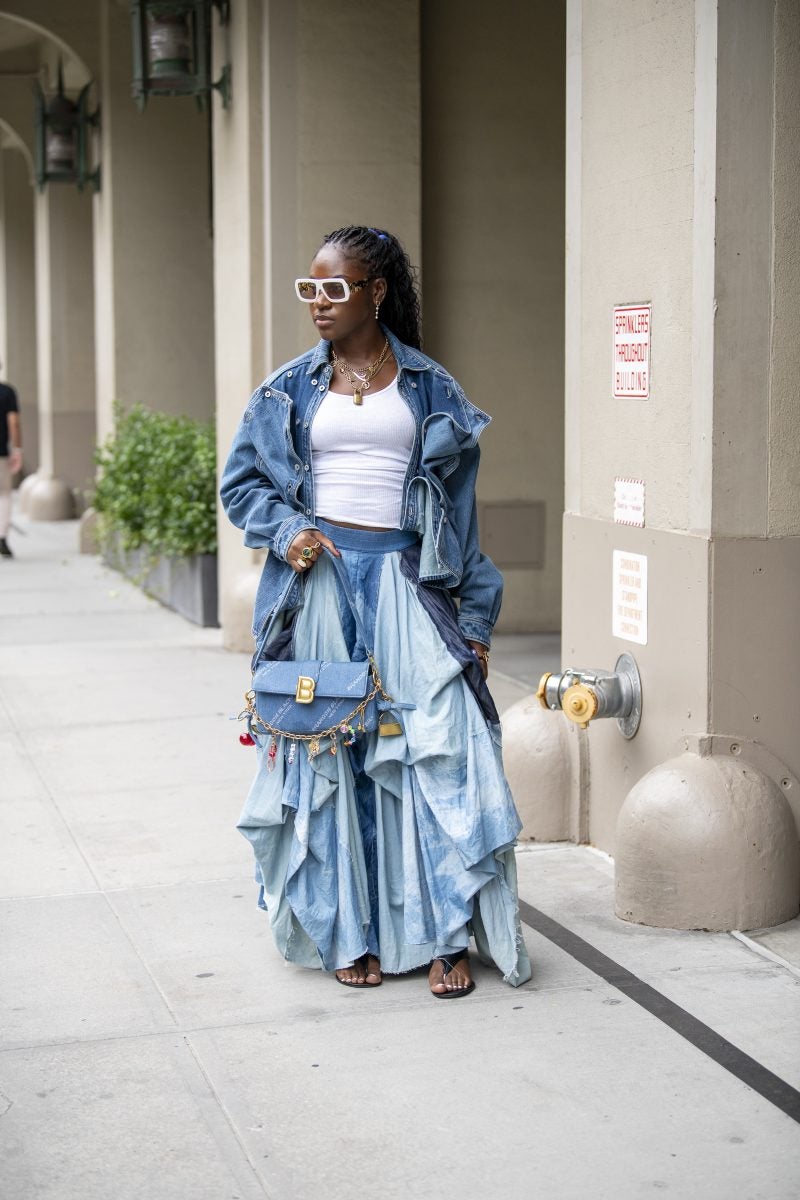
[27,475,76,521]
[221,566,262,653]
[615,751,800,932]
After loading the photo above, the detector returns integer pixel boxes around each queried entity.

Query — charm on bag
[267,737,278,771]
[378,711,403,737]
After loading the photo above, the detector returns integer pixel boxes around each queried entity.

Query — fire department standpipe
[536,653,642,739]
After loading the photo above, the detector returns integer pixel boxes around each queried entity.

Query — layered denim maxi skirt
[238,521,532,987]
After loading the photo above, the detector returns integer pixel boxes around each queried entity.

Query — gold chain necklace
[331,338,392,405]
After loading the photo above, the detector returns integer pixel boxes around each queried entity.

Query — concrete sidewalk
[1,514,799,1200]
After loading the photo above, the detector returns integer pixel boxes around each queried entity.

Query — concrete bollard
[615,752,800,931]
[27,475,75,521]
[502,694,572,841]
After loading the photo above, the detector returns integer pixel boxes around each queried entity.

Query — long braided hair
[320,226,422,350]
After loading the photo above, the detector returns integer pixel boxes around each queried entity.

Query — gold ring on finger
[312,540,322,550]
[301,546,314,560]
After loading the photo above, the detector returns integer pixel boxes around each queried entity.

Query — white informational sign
[612,550,648,645]
[614,477,645,527]
[613,304,651,398]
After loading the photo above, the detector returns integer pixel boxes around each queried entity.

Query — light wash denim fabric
[237,524,532,988]
[219,329,504,649]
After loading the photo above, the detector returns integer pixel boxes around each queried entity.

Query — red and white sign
[614,477,645,527]
[613,304,651,399]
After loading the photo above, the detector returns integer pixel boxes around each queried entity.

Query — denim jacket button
[311,379,317,386]
[294,463,300,471]
[411,382,417,389]
[305,509,311,515]
[287,370,293,377]
[304,464,310,471]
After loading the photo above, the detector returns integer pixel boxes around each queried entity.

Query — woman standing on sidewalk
[221,226,531,996]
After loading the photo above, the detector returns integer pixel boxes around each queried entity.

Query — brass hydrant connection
[536,653,642,739]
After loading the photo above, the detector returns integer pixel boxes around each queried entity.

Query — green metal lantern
[130,0,231,111]
[34,64,100,192]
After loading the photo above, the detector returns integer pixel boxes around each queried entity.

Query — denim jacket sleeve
[219,393,315,560]
[444,443,504,647]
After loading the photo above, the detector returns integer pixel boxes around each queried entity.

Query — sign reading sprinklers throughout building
[613,304,651,398]
[612,550,648,645]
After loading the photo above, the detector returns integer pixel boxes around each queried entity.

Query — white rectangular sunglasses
[294,277,371,303]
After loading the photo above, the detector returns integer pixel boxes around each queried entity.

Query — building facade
[1,0,797,932]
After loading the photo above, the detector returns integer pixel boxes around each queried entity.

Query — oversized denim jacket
[220,328,503,649]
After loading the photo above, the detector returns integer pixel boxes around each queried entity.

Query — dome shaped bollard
[615,753,800,931]
[502,694,572,841]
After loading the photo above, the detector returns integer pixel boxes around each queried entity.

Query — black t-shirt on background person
[0,383,18,457]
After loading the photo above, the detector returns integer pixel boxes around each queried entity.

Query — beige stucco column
[27,181,95,518]
[0,4,100,514]
[0,149,38,475]
[214,0,421,651]
[421,1,565,635]
[552,0,800,931]
[92,0,215,447]
[212,0,267,650]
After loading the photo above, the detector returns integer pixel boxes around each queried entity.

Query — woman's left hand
[468,640,490,680]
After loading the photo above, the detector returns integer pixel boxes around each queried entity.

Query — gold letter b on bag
[295,675,316,704]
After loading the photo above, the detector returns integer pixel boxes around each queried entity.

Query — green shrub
[93,403,217,558]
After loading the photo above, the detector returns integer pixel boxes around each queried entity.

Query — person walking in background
[221,225,531,997]
[0,369,21,558]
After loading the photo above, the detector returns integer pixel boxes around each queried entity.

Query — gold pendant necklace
[331,339,392,405]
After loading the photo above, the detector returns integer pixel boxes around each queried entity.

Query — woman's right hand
[287,528,339,574]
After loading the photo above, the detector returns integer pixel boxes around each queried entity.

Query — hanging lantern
[44,94,77,176]
[147,9,193,83]
[130,0,231,111]
[34,63,101,192]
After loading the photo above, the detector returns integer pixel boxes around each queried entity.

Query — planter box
[104,538,218,628]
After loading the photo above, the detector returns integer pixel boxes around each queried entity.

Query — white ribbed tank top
[310,377,415,528]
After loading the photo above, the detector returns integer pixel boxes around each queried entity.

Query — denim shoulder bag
[241,554,401,760]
